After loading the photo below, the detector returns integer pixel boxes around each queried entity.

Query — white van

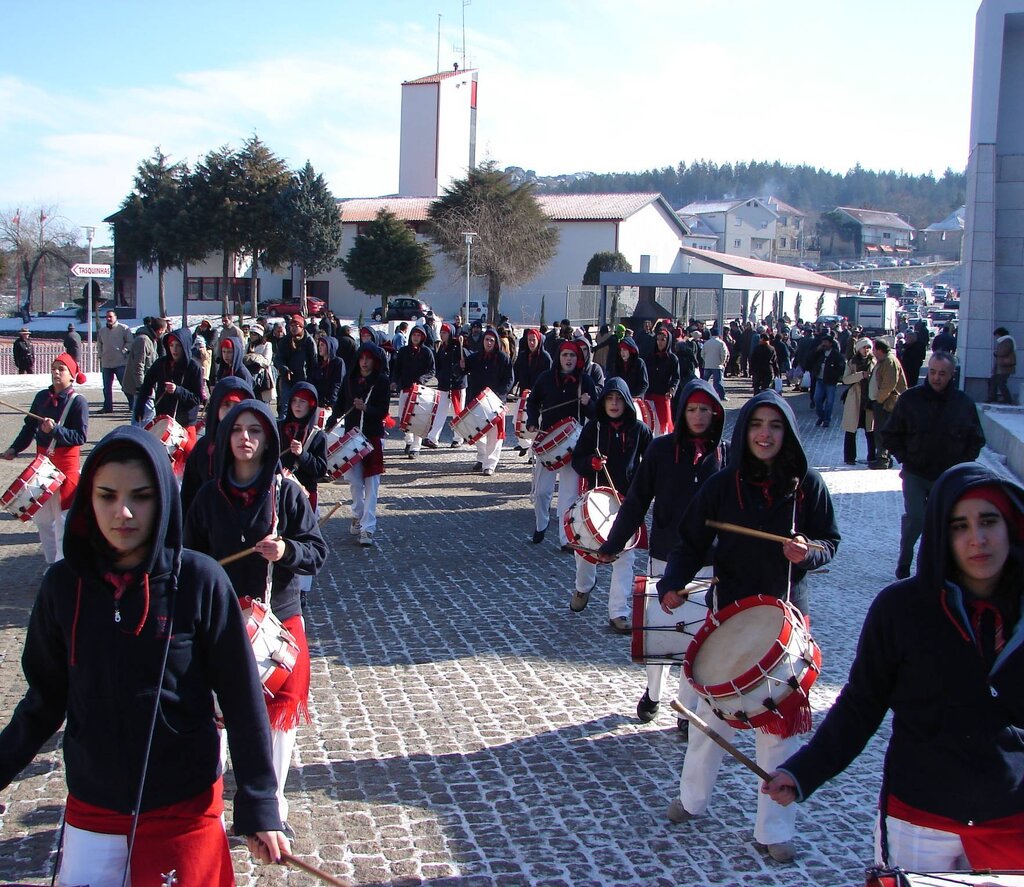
[465,300,487,322]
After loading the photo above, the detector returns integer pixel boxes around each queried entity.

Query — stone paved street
[0,374,935,886]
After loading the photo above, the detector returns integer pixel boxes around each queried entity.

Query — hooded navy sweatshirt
[571,377,652,493]
[278,381,328,503]
[309,335,346,408]
[0,427,282,833]
[180,376,254,517]
[525,344,597,432]
[512,330,552,391]
[601,378,728,561]
[643,334,680,397]
[133,327,206,426]
[327,341,392,438]
[215,335,254,387]
[434,326,467,392]
[658,390,840,614]
[393,327,436,390]
[778,462,1024,825]
[463,330,514,401]
[183,400,328,624]
[614,336,649,397]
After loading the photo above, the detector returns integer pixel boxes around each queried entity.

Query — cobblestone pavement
[0,375,921,885]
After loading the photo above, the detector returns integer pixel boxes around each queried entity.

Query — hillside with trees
[508,160,966,230]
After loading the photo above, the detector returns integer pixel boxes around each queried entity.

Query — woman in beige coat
[841,337,876,465]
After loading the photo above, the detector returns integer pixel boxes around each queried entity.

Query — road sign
[70,263,111,278]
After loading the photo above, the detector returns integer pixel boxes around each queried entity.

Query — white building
[676,198,778,260]
[832,206,915,260]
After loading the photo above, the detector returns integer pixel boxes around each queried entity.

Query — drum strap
[45,392,83,457]
[358,385,373,433]
[262,475,282,609]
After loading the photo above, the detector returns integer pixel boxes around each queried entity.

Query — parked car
[877,257,899,267]
[371,296,431,322]
[464,300,488,322]
[817,261,842,271]
[262,296,326,318]
[816,314,845,326]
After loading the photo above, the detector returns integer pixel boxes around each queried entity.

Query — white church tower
[398,67,478,197]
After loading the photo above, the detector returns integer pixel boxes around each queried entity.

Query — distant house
[919,206,965,261]
[760,196,819,265]
[676,198,778,261]
[828,206,915,259]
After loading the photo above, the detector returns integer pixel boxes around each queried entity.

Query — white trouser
[678,696,800,845]
[58,825,131,886]
[271,726,298,823]
[646,557,699,709]
[575,548,635,618]
[427,391,463,445]
[348,463,380,533]
[533,462,578,545]
[32,494,66,564]
[874,815,969,870]
[475,424,502,472]
[398,390,423,452]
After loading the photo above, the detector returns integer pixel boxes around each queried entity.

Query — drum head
[581,488,620,538]
[691,604,785,688]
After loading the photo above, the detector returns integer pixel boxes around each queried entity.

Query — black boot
[843,432,857,465]
[865,431,876,464]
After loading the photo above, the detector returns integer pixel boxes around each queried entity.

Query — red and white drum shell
[532,417,581,470]
[144,415,188,462]
[398,383,442,438]
[324,427,373,480]
[1,454,66,522]
[316,407,328,430]
[241,598,300,699]
[513,389,535,444]
[683,595,821,731]
[562,486,639,564]
[630,571,713,664]
[633,397,655,430]
[452,388,503,444]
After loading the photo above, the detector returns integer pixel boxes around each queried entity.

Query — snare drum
[452,388,503,444]
[324,427,373,480]
[562,486,640,563]
[1,454,66,522]
[633,397,655,429]
[241,598,300,699]
[144,415,188,463]
[513,389,535,444]
[399,383,442,438]
[684,595,821,730]
[532,417,581,470]
[630,573,713,664]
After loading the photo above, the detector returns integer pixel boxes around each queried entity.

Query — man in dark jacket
[932,323,957,354]
[899,329,927,386]
[880,351,985,578]
[63,324,82,362]
[13,328,34,373]
[274,315,317,418]
[805,336,846,427]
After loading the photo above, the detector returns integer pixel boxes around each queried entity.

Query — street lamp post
[462,232,478,329]
[82,226,96,374]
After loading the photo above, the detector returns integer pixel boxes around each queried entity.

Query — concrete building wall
[398,84,440,197]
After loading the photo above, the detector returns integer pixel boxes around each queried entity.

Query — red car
[262,296,326,318]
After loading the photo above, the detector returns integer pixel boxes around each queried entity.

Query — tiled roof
[835,206,915,231]
[761,195,805,217]
[403,69,477,85]
[339,197,434,222]
[679,215,719,237]
[677,199,744,215]
[680,245,859,293]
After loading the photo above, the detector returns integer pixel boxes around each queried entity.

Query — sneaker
[359,530,374,547]
[636,689,660,723]
[531,529,546,544]
[666,799,693,823]
[471,461,483,472]
[608,616,630,634]
[676,717,689,735]
[350,518,361,536]
[407,450,417,460]
[895,563,911,580]
[422,439,439,450]
[755,841,796,863]
[569,589,591,612]
[517,446,528,457]
[482,467,494,476]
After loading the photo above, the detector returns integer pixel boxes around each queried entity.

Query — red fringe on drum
[266,614,311,732]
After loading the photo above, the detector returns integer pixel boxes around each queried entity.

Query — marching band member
[765,461,1024,870]
[526,340,597,549]
[569,378,652,629]
[214,335,254,388]
[278,383,328,510]
[643,326,680,435]
[426,322,467,449]
[184,400,328,836]
[0,426,288,885]
[511,328,552,458]
[657,390,840,863]
[2,352,89,564]
[327,340,391,547]
[393,325,435,460]
[615,336,649,398]
[575,335,606,395]
[310,334,345,416]
[461,328,515,477]
[596,378,728,726]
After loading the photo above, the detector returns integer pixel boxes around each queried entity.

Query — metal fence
[0,341,98,376]
[562,285,749,327]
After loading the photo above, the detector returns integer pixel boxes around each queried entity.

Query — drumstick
[281,851,352,886]
[704,520,827,553]
[0,399,46,422]
[318,500,346,526]
[592,445,618,494]
[669,700,773,781]
[217,537,282,567]
[539,396,581,414]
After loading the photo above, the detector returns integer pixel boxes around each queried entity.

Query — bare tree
[0,206,78,319]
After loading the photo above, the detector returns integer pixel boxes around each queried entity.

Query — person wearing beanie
[658,391,840,863]
[392,325,436,459]
[460,328,514,476]
[2,352,89,563]
[841,337,877,465]
[766,462,1024,871]
[426,322,468,449]
[525,339,598,548]
[245,323,276,403]
[184,400,327,836]
[597,379,728,729]
[568,378,652,631]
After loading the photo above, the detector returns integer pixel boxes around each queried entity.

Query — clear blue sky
[0,0,981,241]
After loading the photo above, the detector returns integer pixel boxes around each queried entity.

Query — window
[281,280,329,299]
[187,277,251,302]
[883,232,891,240]
[733,239,741,248]
[780,237,788,249]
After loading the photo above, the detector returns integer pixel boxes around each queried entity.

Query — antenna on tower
[461,0,470,70]
[436,12,442,74]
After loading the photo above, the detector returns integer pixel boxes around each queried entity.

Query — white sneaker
[350,518,361,536]
[359,529,374,547]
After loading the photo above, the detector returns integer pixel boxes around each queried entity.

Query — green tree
[271,161,344,316]
[115,148,189,319]
[582,250,632,285]
[192,145,245,316]
[341,208,434,316]
[428,161,559,324]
